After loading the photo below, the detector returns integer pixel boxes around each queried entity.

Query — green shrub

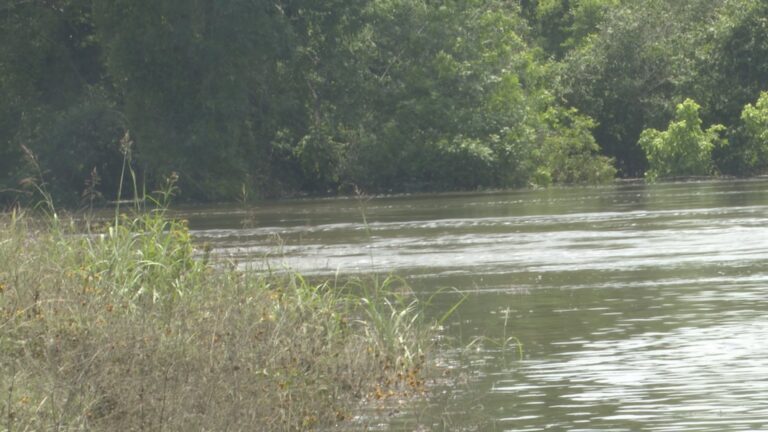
[0,207,430,431]
[638,99,726,180]
[738,91,768,173]
[533,107,617,186]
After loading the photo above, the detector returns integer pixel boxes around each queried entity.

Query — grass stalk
[0,200,432,430]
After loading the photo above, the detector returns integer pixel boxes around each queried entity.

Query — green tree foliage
[531,0,620,58]
[344,0,548,190]
[567,0,621,49]
[534,107,616,185]
[0,0,122,202]
[694,0,768,128]
[736,92,768,174]
[6,0,768,203]
[335,0,617,191]
[679,0,768,176]
[561,0,726,176]
[93,0,285,199]
[0,0,627,204]
[638,99,725,180]
[557,0,768,178]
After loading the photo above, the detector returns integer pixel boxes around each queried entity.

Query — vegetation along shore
[0,183,433,430]
[2,0,768,428]
[3,1,768,207]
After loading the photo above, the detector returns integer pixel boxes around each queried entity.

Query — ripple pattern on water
[183,180,768,431]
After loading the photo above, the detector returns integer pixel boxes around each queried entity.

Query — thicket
[0,197,431,430]
[638,99,726,180]
[1,0,614,205]
[559,0,768,178]
[738,92,768,172]
[2,0,768,204]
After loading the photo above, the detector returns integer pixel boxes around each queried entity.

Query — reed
[0,201,431,431]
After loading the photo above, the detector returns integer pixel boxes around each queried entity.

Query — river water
[183,179,768,431]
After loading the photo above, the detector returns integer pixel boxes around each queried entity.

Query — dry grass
[0,208,430,431]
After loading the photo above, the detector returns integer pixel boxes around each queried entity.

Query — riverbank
[0,208,430,431]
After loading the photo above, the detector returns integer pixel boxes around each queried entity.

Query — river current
[184,180,768,431]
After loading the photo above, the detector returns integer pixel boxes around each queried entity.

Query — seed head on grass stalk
[1,167,437,430]
[19,144,56,221]
[350,275,427,368]
[83,168,202,308]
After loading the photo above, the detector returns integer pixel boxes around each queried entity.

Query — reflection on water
[184,180,768,431]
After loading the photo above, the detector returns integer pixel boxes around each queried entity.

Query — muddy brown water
[182,179,768,431]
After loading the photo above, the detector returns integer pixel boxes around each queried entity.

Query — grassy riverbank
[0,206,430,431]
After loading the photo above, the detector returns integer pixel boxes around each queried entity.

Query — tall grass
[0,196,431,430]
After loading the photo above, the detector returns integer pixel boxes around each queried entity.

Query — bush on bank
[0,208,430,431]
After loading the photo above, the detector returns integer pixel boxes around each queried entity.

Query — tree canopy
[1,0,767,204]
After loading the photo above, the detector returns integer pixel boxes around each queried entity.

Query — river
[183,179,768,431]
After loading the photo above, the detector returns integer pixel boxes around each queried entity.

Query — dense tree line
[1,0,767,204]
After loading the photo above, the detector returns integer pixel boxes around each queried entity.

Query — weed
[0,199,431,431]
[1,147,438,430]
[466,307,524,363]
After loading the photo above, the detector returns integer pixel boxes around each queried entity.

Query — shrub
[638,99,726,180]
[738,91,768,173]
[0,207,430,431]
[533,107,617,186]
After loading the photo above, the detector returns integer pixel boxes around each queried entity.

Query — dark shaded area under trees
[1,0,767,205]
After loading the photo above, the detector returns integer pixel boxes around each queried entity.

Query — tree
[638,99,725,180]
[1,0,617,204]
[93,0,290,200]
[330,0,546,191]
[681,0,768,175]
[336,0,615,192]
[263,0,371,193]
[534,107,616,185]
[735,91,768,174]
[531,0,620,58]
[0,0,121,203]
[694,0,768,128]
[561,0,726,177]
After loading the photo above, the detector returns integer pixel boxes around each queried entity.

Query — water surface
[185,180,768,431]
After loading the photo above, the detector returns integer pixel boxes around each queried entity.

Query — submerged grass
[0,203,431,431]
